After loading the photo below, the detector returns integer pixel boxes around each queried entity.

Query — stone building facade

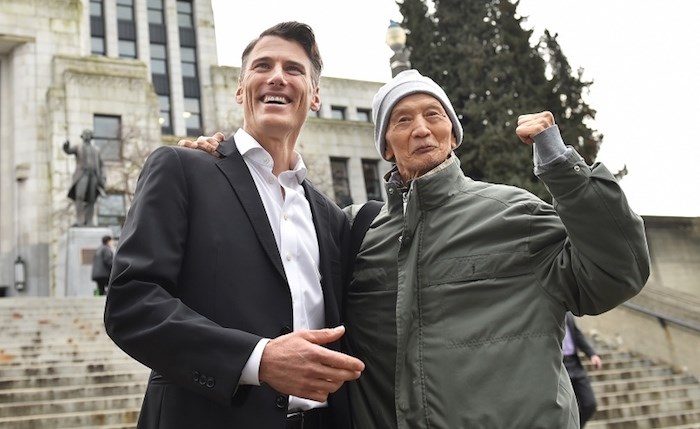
[0,0,389,296]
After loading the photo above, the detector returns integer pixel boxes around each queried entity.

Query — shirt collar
[234,129,308,184]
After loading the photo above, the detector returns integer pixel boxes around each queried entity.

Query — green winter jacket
[344,148,649,429]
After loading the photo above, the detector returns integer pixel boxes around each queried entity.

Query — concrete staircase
[578,340,700,429]
[0,297,149,429]
[1,297,700,428]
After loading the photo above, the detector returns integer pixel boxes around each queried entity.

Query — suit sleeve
[571,318,597,358]
[104,146,260,406]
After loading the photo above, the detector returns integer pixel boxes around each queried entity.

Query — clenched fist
[515,111,555,145]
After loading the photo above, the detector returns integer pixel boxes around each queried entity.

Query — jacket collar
[384,153,468,213]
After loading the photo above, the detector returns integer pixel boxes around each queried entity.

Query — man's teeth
[264,95,287,104]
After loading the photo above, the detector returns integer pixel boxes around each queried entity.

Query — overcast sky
[211,0,700,217]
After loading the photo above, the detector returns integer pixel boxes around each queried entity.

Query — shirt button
[286,254,292,261]
[283,213,289,220]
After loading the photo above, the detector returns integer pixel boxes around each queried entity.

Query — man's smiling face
[236,35,320,143]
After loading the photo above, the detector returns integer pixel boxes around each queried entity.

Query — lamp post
[14,256,26,291]
[385,20,411,77]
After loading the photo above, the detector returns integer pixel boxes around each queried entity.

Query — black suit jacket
[104,137,351,429]
[564,312,597,378]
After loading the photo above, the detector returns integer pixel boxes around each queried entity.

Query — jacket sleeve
[103,146,260,406]
[529,131,651,316]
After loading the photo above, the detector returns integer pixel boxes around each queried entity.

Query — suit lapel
[304,182,341,327]
[215,137,286,281]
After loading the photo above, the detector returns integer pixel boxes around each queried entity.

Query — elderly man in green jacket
[181,69,650,428]
[342,69,649,429]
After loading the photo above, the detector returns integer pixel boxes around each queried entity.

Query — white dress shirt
[233,129,326,411]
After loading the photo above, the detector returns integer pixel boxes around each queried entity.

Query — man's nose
[267,64,287,86]
[410,118,431,137]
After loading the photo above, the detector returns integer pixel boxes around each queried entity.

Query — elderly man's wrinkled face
[384,93,457,183]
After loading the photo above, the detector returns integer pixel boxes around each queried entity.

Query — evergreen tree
[539,30,601,165]
[395,0,603,199]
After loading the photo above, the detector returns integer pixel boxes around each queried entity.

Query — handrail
[622,301,700,333]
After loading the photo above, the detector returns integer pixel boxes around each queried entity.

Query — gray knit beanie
[371,69,463,161]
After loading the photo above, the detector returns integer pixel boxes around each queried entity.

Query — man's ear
[235,84,243,105]
[309,86,321,112]
[384,141,394,161]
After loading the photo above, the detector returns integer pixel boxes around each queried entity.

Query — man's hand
[178,132,225,157]
[516,111,555,145]
[259,325,365,402]
[590,354,603,370]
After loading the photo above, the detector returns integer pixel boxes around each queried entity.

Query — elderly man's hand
[516,111,555,145]
[178,132,225,157]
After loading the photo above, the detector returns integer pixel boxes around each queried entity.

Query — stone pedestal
[58,227,112,296]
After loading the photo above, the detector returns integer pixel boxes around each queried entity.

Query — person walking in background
[564,312,604,427]
[104,21,363,429]
[91,234,113,296]
[62,129,106,227]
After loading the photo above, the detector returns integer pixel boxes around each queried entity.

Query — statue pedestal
[57,227,113,296]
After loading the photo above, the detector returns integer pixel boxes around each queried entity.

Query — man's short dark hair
[239,21,323,87]
[102,235,112,245]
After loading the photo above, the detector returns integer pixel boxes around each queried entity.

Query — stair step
[0,407,140,429]
[0,394,144,418]
[594,397,700,420]
[0,368,151,390]
[593,374,700,393]
[596,384,700,407]
[586,409,700,428]
[0,381,146,403]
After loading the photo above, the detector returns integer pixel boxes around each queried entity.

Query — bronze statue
[62,129,106,226]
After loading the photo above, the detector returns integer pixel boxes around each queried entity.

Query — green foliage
[396,0,603,201]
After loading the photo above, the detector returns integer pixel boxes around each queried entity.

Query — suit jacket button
[199,374,207,385]
[275,395,288,409]
[206,377,215,388]
[280,325,292,335]
[193,371,200,382]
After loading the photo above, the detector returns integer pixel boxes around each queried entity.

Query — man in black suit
[104,22,364,429]
[563,312,603,427]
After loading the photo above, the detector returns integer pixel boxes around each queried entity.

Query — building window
[90,0,106,55]
[362,159,383,201]
[178,0,201,137]
[93,115,121,161]
[330,106,346,120]
[98,193,127,238]
[147,0,165,25]
[150,44,167,74]
[356,108,372,122]
[330,157,352,207]
[117,0,137,58]
[119,40,136,58]
[158,95,172,135]
[181,47,197,78]
[177,0,194,28]
[117,0,134,20]
[184,97,201,136]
